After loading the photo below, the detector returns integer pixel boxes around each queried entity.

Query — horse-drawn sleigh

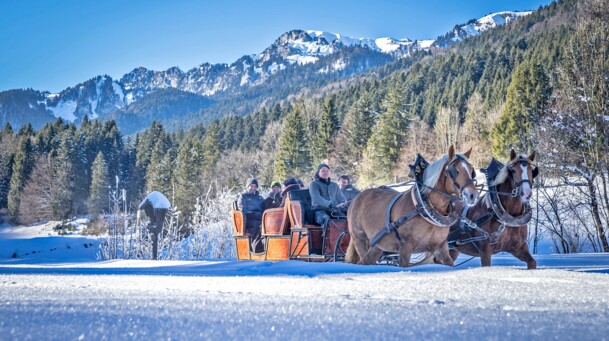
[231,146,539,269]
[232,188,350,262]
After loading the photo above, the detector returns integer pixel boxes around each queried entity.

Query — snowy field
[1,222,609,340]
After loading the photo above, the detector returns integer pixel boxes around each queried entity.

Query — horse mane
[422,152,473,193]
[491,156,518,186]
[422,154,449,193]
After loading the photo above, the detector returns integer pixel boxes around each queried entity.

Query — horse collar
[412,183,459,227]
[487,176,533,227]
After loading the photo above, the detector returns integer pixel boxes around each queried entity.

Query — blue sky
[0,0,553,93]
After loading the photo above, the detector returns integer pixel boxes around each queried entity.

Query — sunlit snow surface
[1,253,608,340]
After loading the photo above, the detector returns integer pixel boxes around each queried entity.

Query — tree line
[1,0,607,252]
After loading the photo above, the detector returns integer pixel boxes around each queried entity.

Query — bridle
[504,156,538,198]
[444,154,477,198]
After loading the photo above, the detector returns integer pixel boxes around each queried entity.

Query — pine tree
[173,137,204,217]
[357,87,408,186]
[7,136,36,224]
[202,122,221,174]
[146,139,173,195]
[119,137,140,208]
[312,95,339,165]
[51,130,76,218]
[490,60,551,158]
[274,103,312,180]
[0,129,18,209]
[88,152,109,215]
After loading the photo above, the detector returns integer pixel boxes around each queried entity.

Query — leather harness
[369,154,465,248]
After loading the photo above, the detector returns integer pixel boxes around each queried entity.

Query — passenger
[264,181,283,210]
[309,164,347,232]
[279,178,301,208]
[338,174,360,204]
[239,178,264,253]
[297,179,305,189]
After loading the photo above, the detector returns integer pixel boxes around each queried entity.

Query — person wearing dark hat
[264,181,283,210]
[338,174,360,204]
[239,178,265,252]
[309,164,347,231]
[279,178,301,207]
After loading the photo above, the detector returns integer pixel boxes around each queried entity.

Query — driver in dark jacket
[309,164,347,231]
[239,178,264,252]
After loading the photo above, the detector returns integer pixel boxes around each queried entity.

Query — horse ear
[529,150,536,162]
[448,145,455,159]
[510,149,517,160]
[463,147,472,159]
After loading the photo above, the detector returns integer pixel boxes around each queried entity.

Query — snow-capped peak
[456,11,532,40]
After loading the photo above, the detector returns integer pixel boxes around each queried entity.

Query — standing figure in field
[309,164,348,232]
[448,150,539,269]
[346,145,480,267]
[239,178,265,253]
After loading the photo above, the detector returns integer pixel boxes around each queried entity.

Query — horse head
[443,145,479,206]
[493,150,538,204]
[421,145,479,206]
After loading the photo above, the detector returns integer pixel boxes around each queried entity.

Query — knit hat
[283,178,298,187]
[246,178,259,188]
[271,181,281,189]
[314,163,330,179]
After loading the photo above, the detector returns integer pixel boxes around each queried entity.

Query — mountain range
[0,11,530,134]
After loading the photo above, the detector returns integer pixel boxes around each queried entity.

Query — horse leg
[345,238,360,264]
[480,243,492,267]
[361,246,384,265]
[398,242,415,267]
[512,244,537,270]
[432,241,454,267]
[449,248,460,262]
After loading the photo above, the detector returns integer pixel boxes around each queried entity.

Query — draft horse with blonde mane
[448,150,539,269]
[346,146,480,267]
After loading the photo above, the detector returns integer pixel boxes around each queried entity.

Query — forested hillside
[1,0,607,253]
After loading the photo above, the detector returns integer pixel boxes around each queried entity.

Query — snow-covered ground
[1,222,608,340]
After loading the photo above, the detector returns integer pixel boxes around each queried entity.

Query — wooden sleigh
[232,190,350,262]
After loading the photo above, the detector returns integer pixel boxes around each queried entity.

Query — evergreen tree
[490,60,551,158]
[8,136,36,223]
[88,152,109,215]
[201,122,221,174]
[274,103,312,180]
[146,139,173,195]
[119,137,140,208]
[51,130,76,218]
[173,137,204,217]
[358,87,408,186]
[312,95,339,165]
[0,129,18,209]
[332,94,379,176]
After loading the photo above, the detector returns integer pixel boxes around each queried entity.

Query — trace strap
[370,191,425,247]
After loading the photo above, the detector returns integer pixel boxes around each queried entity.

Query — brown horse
[346,145,480,267]
[448,150,538,269]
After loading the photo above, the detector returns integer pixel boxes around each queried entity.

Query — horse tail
[345,237,360,264]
